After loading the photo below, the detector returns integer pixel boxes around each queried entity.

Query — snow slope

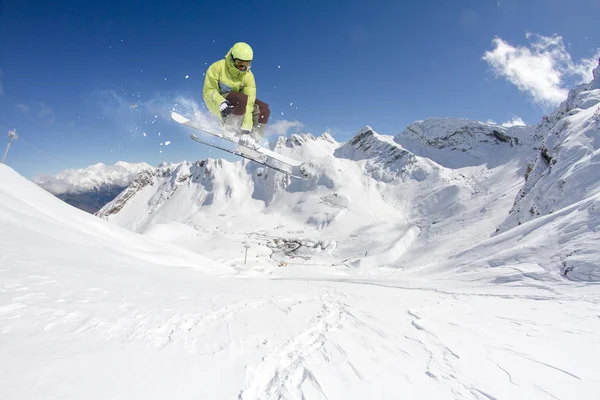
[2,163,600,399]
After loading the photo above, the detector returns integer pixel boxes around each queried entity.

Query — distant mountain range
[34,161,154,213]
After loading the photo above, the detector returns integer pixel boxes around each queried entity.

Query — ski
[171,112,303,167]
[189,134,308,179]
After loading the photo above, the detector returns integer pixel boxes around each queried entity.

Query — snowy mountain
[502,66,600,229]
[395,117,538,168]
[3,154,600,399]
[34,161,154,213]
[486,65,600,281]
[97,71,600,282]
[96,120,528,273]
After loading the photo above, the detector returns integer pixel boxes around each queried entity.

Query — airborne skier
[202,42,270,149]
[171,42,306,178]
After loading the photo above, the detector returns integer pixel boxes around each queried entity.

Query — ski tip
[171,111,190,124]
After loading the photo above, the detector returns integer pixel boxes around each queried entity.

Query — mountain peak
[335,126,420,183]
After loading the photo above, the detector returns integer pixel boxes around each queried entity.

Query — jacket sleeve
[241,73,257,131]
[203,63,226,118]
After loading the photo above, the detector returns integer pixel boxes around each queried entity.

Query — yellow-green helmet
[231,42,253,61]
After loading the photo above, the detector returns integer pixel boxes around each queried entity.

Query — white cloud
[265,120,304,136]
[501,116,526,127]
[483,33,600,108]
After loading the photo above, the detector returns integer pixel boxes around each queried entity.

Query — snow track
[238,289,348,400]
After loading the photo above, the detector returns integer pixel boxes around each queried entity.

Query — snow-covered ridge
[401,118,529,148]
[34,161,154,195]
[97,161,199,218]
[334,126,421,182]
[96,168,163,218]
[395,118,538,169]
[338,126,414,161]
[97,158,267,232]
[499,65,600,233]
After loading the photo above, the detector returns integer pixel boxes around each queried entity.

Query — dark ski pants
[225,92,270,125]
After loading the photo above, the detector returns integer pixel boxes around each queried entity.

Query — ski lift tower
[2,129,18,164]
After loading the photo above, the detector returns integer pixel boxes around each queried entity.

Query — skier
[203,42,270,148]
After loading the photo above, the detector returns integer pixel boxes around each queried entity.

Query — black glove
[219,100,233,118]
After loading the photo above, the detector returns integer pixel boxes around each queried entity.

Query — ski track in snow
[408,312,496,400]
[238,288,348,400]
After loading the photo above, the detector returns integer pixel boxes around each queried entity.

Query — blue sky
[0,0,598,178]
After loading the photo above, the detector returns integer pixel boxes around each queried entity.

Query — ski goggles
[233,58,251,70]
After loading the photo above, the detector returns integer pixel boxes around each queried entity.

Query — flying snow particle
[290,102,293,106]
[185,75,189,79]
[278,65,281,69]
[143,132,147,137]
[165,141,171,146]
